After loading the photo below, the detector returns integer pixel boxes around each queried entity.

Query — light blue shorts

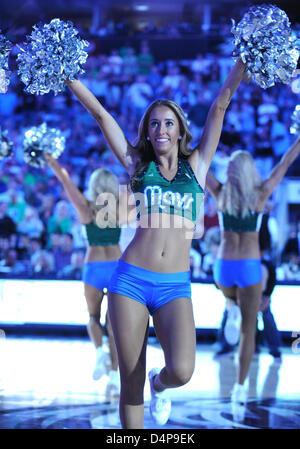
[108,260,191,315]
[82,261,119,290]
[213,258,262,288]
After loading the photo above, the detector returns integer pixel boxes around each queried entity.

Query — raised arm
[66,79,136,174]
[205,171,223,202]
[45,153,91,223]
[189,58,247,186]
[259,135,300,204]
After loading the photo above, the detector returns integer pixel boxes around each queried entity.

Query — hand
[242,71,252,83]
[44,153,62,173]
[44,152,56,166]
[260,295,271,312]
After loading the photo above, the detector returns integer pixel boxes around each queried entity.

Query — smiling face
[147,106,181,156]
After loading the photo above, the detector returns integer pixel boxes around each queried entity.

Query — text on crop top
[132,158,204,224]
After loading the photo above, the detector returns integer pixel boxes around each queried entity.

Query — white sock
[153,373,168,392]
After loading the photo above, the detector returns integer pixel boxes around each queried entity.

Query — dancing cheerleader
[45,154,134,395]
[206,135,300,411]
[64,57,246,428]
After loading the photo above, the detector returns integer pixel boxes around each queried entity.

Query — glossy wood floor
[0,335,299,430]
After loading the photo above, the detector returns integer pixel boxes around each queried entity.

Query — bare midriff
[217,231,260,260]
[120,213,197,273]
[84,244,122,263]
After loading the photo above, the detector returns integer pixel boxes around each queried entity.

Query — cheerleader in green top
[45,153,134,395]
[206,138,300,409]
[65,56,247,428]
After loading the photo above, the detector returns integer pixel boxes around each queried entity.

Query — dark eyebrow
[149,118,175,122]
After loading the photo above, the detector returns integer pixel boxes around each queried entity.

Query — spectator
[16,233,31,261]
[0,236,12,261]
[254,122,274,178]
[146,64,163,91]
[277,253,300,281]
[29,237,43,254]
[0,248,28,275]
[190,53,210,76]
[121,46,138,80]
[269,114,291,163]
[0,201,16,238]
[138,40,154,75]
[258,258,282,360]
[47,200,73,235]
[125,74,154,119]
[281,217,300,263]
[204,196,219,231]
[257,92,279,125]
[107,49,123,76]
[239,100,256,134]
[52,232,74,272]
[161,63,183,92]
[39,194,55,226]
[30,249,55,277]
[17,206,44,239]
[174,76,197,114]
[57,250,85,280]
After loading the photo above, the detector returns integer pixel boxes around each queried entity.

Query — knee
[120,367,146,405]
[167,364,194,387]
[240,316,258,335]
[87,315,101,329]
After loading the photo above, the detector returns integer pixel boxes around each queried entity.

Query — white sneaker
[148,368,171,426]
[106,369,120,397]
[231,383,247,421]
[231,382,247,404]
[224,305,241,346]
[92,347,110,381]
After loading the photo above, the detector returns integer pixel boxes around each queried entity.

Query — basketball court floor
[0,335,299,430]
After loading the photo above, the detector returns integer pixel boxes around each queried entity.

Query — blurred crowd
[1,35,300,282]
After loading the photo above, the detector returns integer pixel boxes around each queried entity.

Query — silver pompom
[0,128,13,159]
[0,30,12,93]
[23,123,65,167]
[17,18,89,95]
[232,4,299,89]
[290,105,300,135]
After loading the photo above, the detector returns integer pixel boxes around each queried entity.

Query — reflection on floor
[0,336,299,429]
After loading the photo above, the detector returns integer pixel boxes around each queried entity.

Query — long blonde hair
[218,150,262,217]
[87,168,119,223]
[130,99,193,189]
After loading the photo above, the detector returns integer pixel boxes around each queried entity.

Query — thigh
[216,283,237,301]
[84,283,105,316]
[108,292,149,373]
[152,298,196,368]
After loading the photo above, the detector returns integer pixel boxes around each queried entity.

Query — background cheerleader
[206,134,300,413]
[45,153,134,395]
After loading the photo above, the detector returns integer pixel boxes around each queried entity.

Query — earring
[179,136,182,140]
[146,136,150,141]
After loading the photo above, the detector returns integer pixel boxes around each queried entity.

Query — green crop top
[84,221,121,246]
[218,210,263,232]
[132,157,204,224]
